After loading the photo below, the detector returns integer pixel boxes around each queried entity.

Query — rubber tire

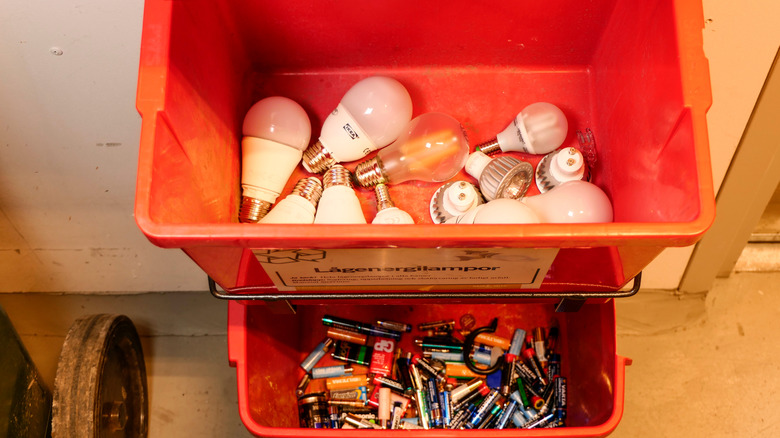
[52,314,148,438]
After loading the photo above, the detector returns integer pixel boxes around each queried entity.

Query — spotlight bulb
[535,147,589,193]
[313,165,367,224]
[522,180,613,223]
[260,177,322,224]
[239,96,311,223]
[429,181,483,224]
[372,184,415,224]
[302,76,413,173]
[465,151,533,201]
[476,102,568,156]
[353,113,469,187]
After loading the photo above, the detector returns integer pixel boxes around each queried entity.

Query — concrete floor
[2,270,779,437]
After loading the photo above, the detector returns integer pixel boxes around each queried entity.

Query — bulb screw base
[475,139,501,155]
[323,164,354,189]
[374,184,395,211]
[354,157,388,187]
[292,177,324,207]
[302,141,336,174]
[239,196,272,223]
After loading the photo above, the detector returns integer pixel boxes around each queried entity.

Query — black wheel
[52,314,148,438]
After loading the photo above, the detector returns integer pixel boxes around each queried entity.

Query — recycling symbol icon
[254,249,326,264]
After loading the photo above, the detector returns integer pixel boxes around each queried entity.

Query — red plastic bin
[228,300,630,436]
[134,0,714,296]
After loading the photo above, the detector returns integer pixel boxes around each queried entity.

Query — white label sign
[253,247,558,291]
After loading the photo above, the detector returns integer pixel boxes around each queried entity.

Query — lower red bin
[228,300,631,437]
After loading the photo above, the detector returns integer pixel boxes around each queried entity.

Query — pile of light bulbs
[238,76,613,225]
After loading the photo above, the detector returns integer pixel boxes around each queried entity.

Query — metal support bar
[208,272,641,304]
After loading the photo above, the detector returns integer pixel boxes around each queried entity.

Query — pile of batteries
[296,314,566,430]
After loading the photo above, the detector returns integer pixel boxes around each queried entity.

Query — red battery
[369,337,396,376]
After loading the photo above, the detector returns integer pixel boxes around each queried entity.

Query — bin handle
[208,272,641,303]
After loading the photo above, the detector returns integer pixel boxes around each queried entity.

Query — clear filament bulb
[354,113,469,187]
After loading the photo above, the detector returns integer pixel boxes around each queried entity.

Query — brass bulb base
[475,139,501,155]
[353,157,388,188]
[302,141,336,174]
[292,177,324,207]
[323,164,354,189]
[374,183,395,211]
[239,196,272,223]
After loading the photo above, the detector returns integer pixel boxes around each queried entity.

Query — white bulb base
[314,165,367,224]
[260,195,316,224]
[260,177,322,224]
[373,207,414,224]
[429,181,483,224]
[536,147,589,193]
[314,186,367,224]
[241,136,303,202]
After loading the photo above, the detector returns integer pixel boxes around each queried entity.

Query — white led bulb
[260,177,322,224]
[372,184,414,224]
[302,76,413,173]
[313,165,367,224]
[476,102,568,156]
[240,96,311,223]
[523,180,613,223]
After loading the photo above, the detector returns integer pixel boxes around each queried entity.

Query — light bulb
[445,199,540,224]
[464,151,533,201]
[535,147,589,193]
[372,184,414,224]
[302,76,413,173]
[476,102,568,155]
[239,96,311,223]
[353,112,469,187]
[429,181,483,224]
[260,177,322,224]
[522,180,613,223]
[313,165,367,224]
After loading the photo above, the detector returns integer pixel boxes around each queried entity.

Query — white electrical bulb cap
[522,180,613,223]
[477,102,568,155]
[302,76,413,173]
[535,147,589,193]
[313,165,367,224]
[240,96,311,223]
[429,181,483,224]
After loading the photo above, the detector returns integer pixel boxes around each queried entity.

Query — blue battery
[495,399,518,429]
[440,390,451,427]
[429,351,463,362]
[300,338,332,372]
[312,364,351,379]
[509,328,527,357]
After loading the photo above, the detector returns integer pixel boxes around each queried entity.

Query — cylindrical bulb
[522,180,613,223]
[260,177,322,224]
[302,76,412,173]
[353,112,469,187]
[240,96,311,223]
[372,184,414,224]
[313,165,367,224]
[476,102,567,155]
